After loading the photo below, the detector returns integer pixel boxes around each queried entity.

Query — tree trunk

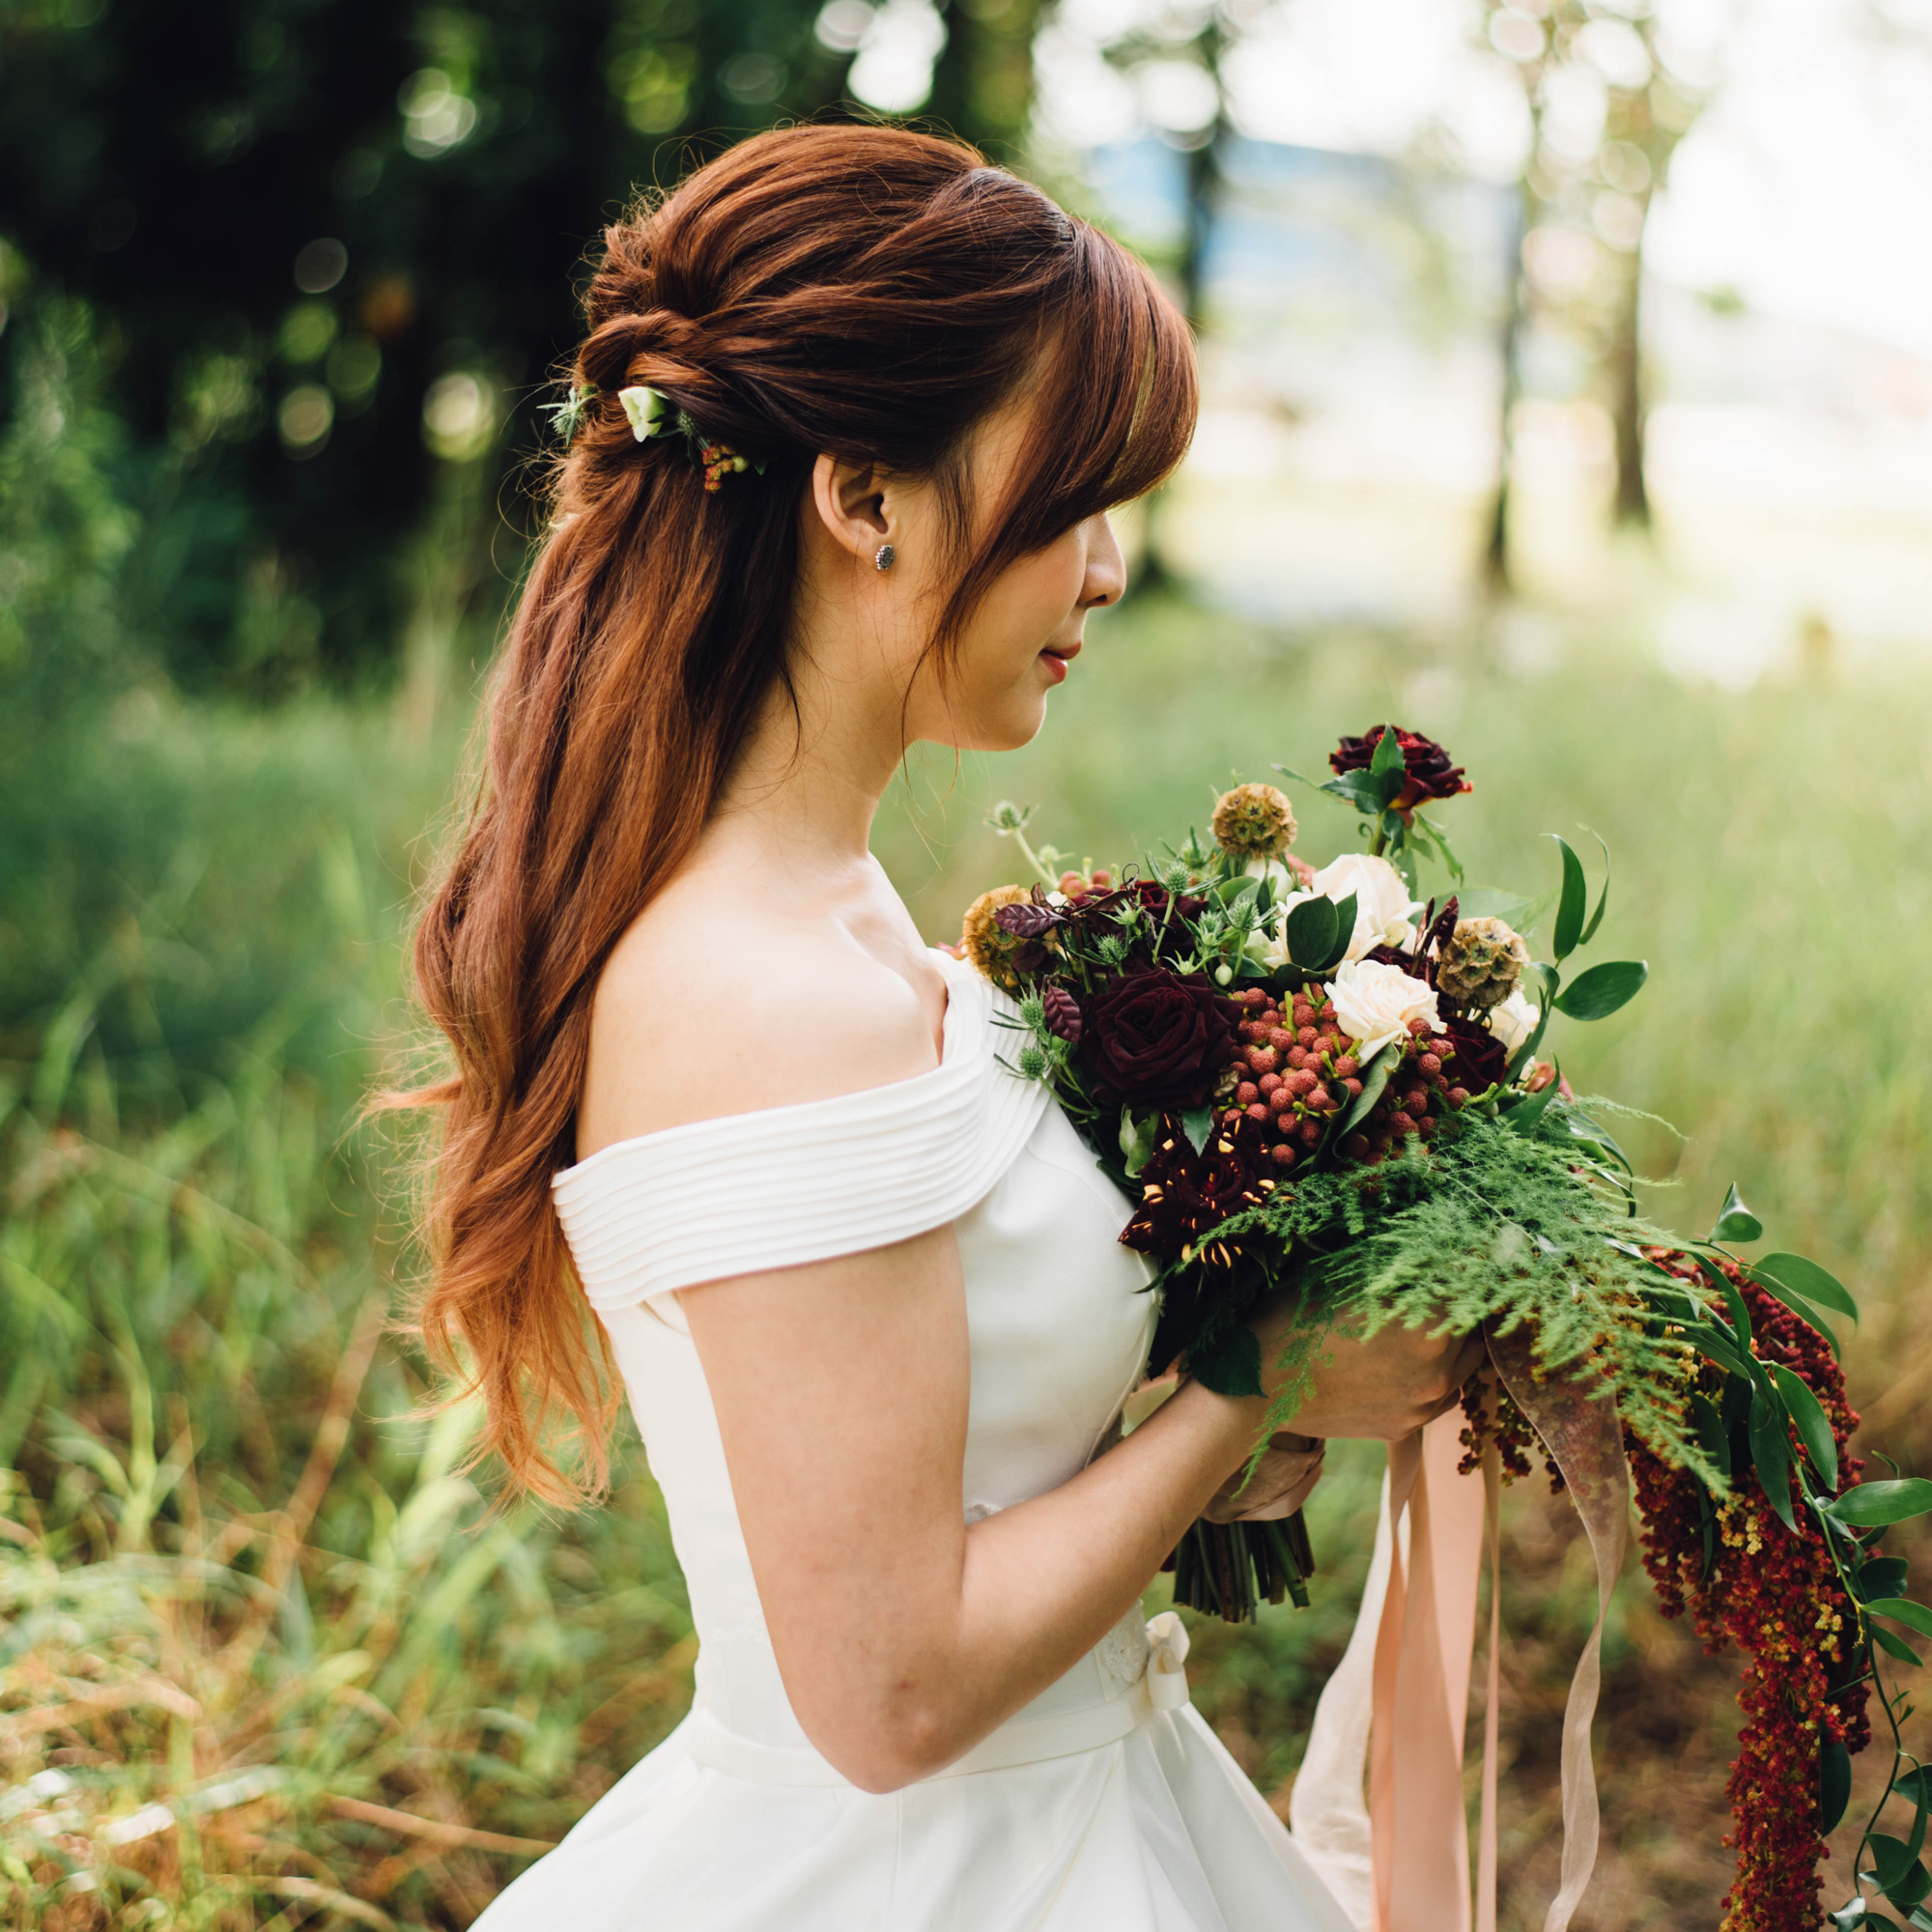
[1608,228,1651,527]
[1483,185,1530,596]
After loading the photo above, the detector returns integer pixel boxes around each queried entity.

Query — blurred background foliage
[5,0,1932,1925]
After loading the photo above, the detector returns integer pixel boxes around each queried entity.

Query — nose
[1082,513,1126,610]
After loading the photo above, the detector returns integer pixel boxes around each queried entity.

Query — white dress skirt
[473,950,1354,1932]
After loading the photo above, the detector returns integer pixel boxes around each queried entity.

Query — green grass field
[5,593,1930,1929]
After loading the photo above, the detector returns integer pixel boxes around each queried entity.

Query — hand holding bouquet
[956,725,1932,1932]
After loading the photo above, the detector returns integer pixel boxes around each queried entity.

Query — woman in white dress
[403,123,1482,1931]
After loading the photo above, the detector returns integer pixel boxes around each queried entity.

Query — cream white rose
[1327,959,1444,1056]
[1264,852,1424,968]
[1486,986,1540,1058]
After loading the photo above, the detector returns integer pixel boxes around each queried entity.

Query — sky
[1027,0,1932,362]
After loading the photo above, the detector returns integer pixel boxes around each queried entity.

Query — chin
[968,694,1051,753]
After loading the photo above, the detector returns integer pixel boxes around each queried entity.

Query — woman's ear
[810,453,894,563]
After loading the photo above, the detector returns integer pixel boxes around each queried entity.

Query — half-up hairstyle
[400,123,1198,1505]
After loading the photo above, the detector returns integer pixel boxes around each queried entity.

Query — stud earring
[874,543,895,572]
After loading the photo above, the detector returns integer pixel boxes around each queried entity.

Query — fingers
[1448,1332,1489,1387]
[1201,1438,1325,1522]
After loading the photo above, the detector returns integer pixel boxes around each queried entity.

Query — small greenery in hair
[546,383,597,442]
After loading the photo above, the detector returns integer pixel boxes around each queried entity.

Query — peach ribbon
[1298,1330,1631,1932]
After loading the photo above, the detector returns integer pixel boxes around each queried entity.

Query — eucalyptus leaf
[1859,1557,1912,1602]
[1748,1389,1798,1531]
[1826,1480,1932,1526]
[1180,1106,1214,1156]
[1711,1181,1765,1245]
[1550,835,1588,961]
[1551,959,1649,1021]
[1771,1362,1839,1490]
[1689,1325,1750,1379]
[1579,830,1612,947]
[1319,893,1359,972]
[1188,1323,1264,1400]
[1690,1389,1731,1481]
[1283,894,1339,969]
[1752,1274,1840,1360]
[1872,1624,1925,1665]
[1338,1041,1395,1136]
[1457,887,1537,927]
[1867,1599,1932,1640]
[1503,993,1552,1084]
[1755,1252,1860,1321]
[1870,1808,1931,1900]
[1821,1739,1853,1834]
[1502,1072,1563,1137]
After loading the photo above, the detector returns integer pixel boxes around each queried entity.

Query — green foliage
[1207,1110,1706,1473]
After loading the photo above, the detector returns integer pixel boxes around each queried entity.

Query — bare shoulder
[578,867,943,1158]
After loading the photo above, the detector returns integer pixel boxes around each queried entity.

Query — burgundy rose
[1080,964,1238,1111]
[1122,1112,1272,1261]
[1438,1013,1507,1094]
[1330,725,1471,815]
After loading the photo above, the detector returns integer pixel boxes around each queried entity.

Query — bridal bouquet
[956,725,1930,1931]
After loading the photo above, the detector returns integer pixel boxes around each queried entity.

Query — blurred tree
[927,0,1047,158]
[1076,0,1240,588]
[0,0,1039,699]
[1479,0,1710,588]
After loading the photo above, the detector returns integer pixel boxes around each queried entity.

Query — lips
[1040,640,1080,684]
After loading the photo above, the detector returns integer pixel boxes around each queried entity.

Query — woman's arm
[685,1227,1480,1793]
[595,932,1480,1793]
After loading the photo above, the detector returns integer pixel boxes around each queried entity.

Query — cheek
[985,545,1085,656]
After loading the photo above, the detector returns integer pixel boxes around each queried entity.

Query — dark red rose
[1330,725,1471,814]
[1122,1112,1272,1260]
[1080,965,1239,1111]
[1438,1013,1507,1094]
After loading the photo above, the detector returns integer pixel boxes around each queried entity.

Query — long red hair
[400,124,1198,1504]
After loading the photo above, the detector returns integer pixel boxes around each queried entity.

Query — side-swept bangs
[933,215,1198,654]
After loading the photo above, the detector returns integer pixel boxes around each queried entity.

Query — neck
[707,649,907,875]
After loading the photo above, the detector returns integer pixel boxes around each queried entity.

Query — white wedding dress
[475,949,1352,1932]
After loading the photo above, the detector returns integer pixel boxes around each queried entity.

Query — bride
[405,123,1482,1931]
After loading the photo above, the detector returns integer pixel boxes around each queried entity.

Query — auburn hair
[400,123,1198,1505]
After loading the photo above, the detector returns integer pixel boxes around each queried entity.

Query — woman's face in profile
[894,395,1130,756]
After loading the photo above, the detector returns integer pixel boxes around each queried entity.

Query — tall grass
[5,601,1930,1928]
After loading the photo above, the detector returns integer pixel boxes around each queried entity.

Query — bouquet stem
[1168,1510,1315,1622]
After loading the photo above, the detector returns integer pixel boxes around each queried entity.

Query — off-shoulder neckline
[555,948,982,1186]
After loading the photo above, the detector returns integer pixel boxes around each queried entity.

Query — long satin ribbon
[1486,1325,1631,1932]
[1299,1335,1632,1932]
[1369,1410,1488,1932]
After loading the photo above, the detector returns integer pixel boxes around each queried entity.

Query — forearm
[849,1379,1264,1784]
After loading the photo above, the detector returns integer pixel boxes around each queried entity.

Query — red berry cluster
[697,438,751,491]
[1215,988,1477,1175]
[1626,1252,1867,1932]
